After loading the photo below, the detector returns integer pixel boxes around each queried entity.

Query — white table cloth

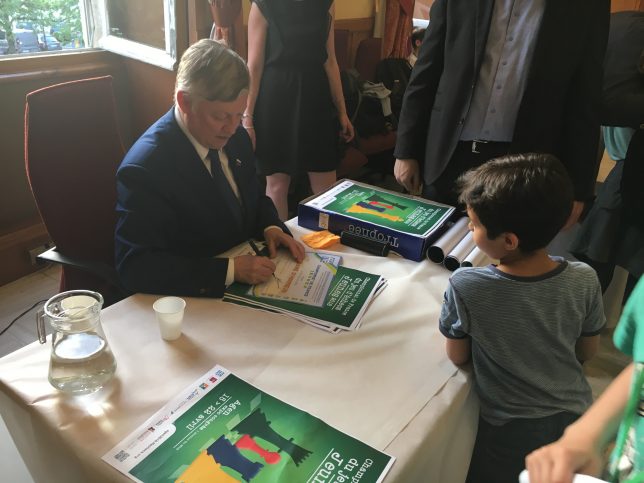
[0,222,477,482]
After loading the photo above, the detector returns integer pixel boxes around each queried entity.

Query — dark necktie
[208,149,243,220]
[208,148,221,177]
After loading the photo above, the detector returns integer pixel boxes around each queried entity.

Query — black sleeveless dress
[253,0,339,176]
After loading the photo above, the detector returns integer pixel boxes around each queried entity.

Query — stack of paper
[223,250,387,333]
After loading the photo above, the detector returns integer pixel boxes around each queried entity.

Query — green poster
[103,366,394,482]
[308,181,451,237]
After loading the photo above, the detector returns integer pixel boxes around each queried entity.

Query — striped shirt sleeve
[439,280,469,339]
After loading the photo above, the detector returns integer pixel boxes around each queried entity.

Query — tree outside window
[0,0,83,55]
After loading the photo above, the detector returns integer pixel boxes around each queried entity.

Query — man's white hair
[174,39,249,105]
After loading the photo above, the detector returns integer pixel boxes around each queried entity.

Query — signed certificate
[221,244,387,332]
[250,252,342,307]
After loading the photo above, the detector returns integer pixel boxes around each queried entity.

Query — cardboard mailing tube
[426,217,470,263]
[461,246,493,268]
[443,232,476,271]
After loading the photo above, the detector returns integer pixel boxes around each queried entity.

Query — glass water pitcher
[37,290,117,395]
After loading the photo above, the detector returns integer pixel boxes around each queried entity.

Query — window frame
[96,0,185,71]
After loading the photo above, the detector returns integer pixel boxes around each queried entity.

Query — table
[0,222,477,482]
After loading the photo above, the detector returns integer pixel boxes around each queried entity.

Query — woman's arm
[323,3,354,142]
[245,2,268,148]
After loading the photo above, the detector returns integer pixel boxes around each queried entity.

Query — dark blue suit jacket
[115,108,286,297]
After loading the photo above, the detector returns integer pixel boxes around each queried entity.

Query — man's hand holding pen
[248,239,282,287]
[233,254,276,285]
[233,229,304,285]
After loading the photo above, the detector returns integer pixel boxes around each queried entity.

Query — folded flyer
[103,365,394,483]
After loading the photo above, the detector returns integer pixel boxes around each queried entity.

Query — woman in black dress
[245,0,354,220]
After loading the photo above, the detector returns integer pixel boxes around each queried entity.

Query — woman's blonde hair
[174,39,249,105]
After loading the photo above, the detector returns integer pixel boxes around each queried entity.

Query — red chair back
[25,76,125,303]
[355,37,383,82]
[334,29,351,72]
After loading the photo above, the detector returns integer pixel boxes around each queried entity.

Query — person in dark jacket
[393,0,610,231]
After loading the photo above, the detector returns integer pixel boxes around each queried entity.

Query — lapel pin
[235,158,242,167]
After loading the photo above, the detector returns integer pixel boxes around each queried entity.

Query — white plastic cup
[519,470,607,483]
[152,297,186,341]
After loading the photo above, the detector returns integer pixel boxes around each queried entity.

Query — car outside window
[0,30,8,55]
[37,33,62,51]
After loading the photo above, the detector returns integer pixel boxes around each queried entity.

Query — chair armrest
[356,131,397,156]
[37,247,123,290]
[337,146,369,178]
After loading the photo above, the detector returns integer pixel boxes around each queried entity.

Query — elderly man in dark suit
[394,0,610,228]
[115,39,304,298]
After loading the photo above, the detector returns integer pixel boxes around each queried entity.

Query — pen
[247,239,264,257]
[248,240,281,287]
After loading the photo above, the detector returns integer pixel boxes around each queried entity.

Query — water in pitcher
[40,290,117,395]
[49,331,117,394]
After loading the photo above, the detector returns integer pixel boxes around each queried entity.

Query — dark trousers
[465,412,579,483]
[574,253,639,302]
[422,141,511,206]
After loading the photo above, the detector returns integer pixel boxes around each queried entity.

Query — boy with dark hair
[439,153,606,483]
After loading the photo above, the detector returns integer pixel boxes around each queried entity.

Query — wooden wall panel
[0,222,51,287]
[122,59,176,139]
[335,17,376,68]
[189,0,213,44]
[611,0,644,11]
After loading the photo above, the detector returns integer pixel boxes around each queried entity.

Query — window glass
[0,0,84,56]
[106,0,164,50]
[96,0,182,70]
[0,0,183,71]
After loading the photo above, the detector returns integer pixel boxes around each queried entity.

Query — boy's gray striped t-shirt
[439,259,605,425]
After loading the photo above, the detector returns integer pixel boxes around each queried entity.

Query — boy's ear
[502,232,520,251]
